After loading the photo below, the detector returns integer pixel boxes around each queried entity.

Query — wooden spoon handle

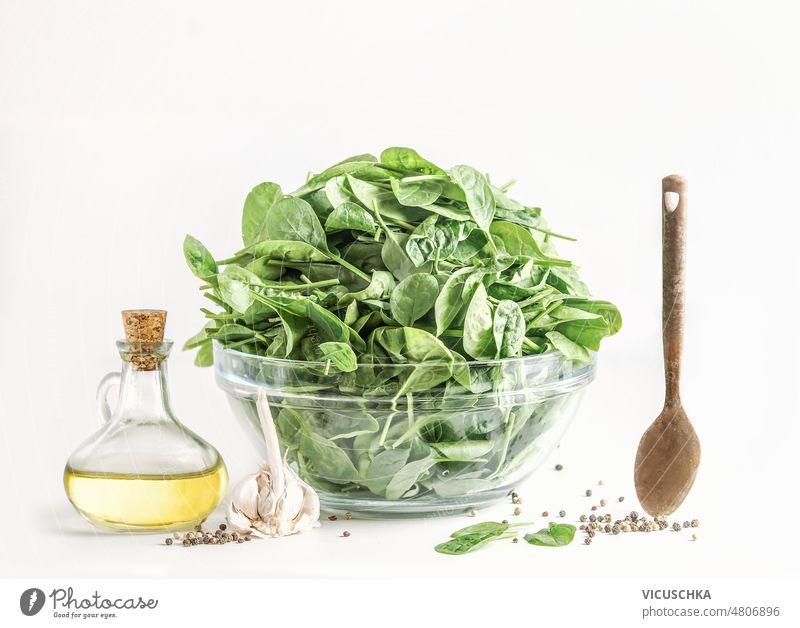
[662,175,687,405]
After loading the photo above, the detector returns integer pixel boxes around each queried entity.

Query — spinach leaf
[380,147,446,175]
[242,182,282,246]
[384,455,435,500]
[390,273,439,326]
[183,235,218,282]
[325,202,377,233]
[318,342,358,372]
[524,523,576,547]
[449,165,496,233]
[493,300,525,358]
[463,284,496,359]
[391,177,443,206]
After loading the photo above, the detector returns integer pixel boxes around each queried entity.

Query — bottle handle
[97,371,121,423]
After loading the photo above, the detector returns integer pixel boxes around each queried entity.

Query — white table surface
[5,354,796,579]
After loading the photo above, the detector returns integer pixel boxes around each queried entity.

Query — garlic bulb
[227,388,320,537]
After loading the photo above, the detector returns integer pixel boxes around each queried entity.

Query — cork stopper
[121,310,168,370]
[122,309,167,342]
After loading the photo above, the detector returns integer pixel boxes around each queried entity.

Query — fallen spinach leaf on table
[183,147,622,502]
[524,522,577,547]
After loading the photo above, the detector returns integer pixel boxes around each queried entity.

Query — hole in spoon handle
[662,175,687,405]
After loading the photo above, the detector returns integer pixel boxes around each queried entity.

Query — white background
[1,0,799,588]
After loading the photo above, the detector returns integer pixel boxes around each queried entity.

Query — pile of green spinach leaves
[184,147,621,502]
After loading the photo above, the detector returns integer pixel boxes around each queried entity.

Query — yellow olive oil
[64,460,228,532]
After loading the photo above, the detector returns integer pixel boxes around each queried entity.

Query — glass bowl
[214,341,595,517]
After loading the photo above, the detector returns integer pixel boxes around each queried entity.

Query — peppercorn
[585,489,592,497]
[342,531,351,537]
[541,511,548,517]
[630,511,639,522]
[559,510,566,517]
[579,524,586,530]
[591,505,597,511]
[513,507,522,516]
[238,539,244,544]
[194,524,202,532]
[232,533,240,541]
[244,535,251,542]
[584,538,592,545]
[344,512,352,520]
[165,538,173,546]
[691,519,699,528]
[600,499,607,507]
[210,537,218,545]
[510,492,518,499]
[589,514,596,522]
[603,524,611,533]
[555,464,563,471]
[579,515,587,522]
[618,496,624,502]
[502,519,509,524]
[512,495,521,504]
[512,538,519,544]
[469,509,478,517]
[328,515,338,521]
[587,529,595,538]
[219,523,227,531]
[612,525,620,535]
[182,539,190,547]
[691,533,698,541]
[672,522,681,531]
[683,521,690,528]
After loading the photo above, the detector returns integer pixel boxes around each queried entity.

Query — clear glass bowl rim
[212,339,594,371]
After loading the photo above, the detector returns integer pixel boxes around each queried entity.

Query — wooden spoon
[634,175,701,516]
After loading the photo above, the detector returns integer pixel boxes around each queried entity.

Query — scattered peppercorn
[604,524,612,533]
[328,515,338,521]
[210,537,218,545]
[513,507,522,516]
[630,511,639,522]
[555,464,563,471]
[559,510,566,517]
[600,499,607,507]
[468,509,478,517]
[618,496,624,502]
[342,531,351,537]
[584,538,592,545]
[691,519,699,528]
[585,489,592,497]
[245,535,251,542]
[344,512,352,520]
[219,523,227,531]
[598,480,604,486]
[589,514,596,522]
[672,522,681,531]
[165,538,173,546]
[541,511,549,517]
[683,521,690,528]
[502,519,509,524]
[182,539,190,547]
[587,529,595,538]
[612,525,620,535]
[579,524,586,530]
[691,533,698,541]
[512,537,519,544]
[591,505,597,511]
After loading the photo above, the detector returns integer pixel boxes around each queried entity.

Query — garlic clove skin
[226,388,320,538]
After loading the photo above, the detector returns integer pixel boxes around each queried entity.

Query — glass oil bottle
[64,310,227,532]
